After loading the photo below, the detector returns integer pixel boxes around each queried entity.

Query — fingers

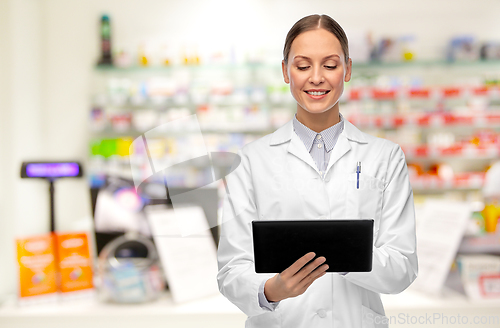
[296,256,326,280]
[300,263,329,289]
[282,252,316,277]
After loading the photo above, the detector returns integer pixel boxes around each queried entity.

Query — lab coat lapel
[324,119,369,176]
[325,133,351,176]
[287,131,319,173]
[269,119,319,173]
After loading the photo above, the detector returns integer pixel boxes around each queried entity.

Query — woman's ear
[282,60,290,84]
[344,58,352,83]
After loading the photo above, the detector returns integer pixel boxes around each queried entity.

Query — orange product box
[55,232,94,293]
[16,233,58,298]
[442,87,461,98]
[409,88,431,98]
[371,88,396,100]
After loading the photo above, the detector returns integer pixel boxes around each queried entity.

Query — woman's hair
[283,14,349,65]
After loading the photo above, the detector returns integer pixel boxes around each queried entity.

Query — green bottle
[98,14,113,65]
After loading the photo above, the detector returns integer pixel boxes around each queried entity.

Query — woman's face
[282,28,352,115]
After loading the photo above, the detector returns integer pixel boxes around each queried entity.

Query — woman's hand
[264,252,328,302]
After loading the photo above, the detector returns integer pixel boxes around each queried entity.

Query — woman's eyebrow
[293,54,340,61]
[293,55,311,61]
[323,54,340,60]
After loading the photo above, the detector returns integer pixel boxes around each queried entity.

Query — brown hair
[283,14,349,65]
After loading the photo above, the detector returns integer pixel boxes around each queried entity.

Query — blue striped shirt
[292,113,345,177]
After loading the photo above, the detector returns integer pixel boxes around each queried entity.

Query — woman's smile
[304,89,331,99]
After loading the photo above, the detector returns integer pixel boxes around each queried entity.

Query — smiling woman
[217,13,417,328]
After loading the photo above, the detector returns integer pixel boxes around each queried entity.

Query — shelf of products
[410,173,485,192]
[89,62,291,189]
[89,61,500,193]
[347,112,500,128]
[95,59,500,72]
[348,85,500,101]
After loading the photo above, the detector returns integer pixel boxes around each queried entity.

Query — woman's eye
[325,65,337,69]
[297,66,309,71]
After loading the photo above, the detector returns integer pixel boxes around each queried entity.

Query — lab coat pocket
[245,310,281,328]
[361,305,389,328]
[345,173,383,220]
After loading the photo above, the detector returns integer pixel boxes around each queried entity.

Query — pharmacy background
[1,1,500,327]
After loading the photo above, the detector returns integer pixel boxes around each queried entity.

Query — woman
[217,14,417,328]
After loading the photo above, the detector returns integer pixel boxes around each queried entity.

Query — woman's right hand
[264,252,329,303]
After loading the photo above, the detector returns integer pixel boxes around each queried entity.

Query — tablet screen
[252,219,373,273]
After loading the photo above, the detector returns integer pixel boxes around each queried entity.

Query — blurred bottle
[160,44,171,66]
[482,203,500,233]
[193,46,200,65]
[98,14,113,66]
[138,44,149,66]
[400,35,416,61]
[483,161,500,233]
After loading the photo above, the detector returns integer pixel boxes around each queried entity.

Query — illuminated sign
[21,162,82,179]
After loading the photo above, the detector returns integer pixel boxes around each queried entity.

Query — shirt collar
[269,114,368,146]
[292,113,345,152]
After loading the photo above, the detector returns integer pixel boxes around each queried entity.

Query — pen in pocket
[356,162,361,189]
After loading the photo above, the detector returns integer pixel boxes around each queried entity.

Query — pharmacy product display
[88,63,293,190]
[89,61,500,194]
[343,61,500,194]
[89,58,500,300]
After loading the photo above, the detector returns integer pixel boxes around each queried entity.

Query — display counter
[1,287,499,328]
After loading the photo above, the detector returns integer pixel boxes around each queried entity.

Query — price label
[479,274,500,297]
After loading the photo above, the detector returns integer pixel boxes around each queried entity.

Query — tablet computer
[252,219,373,273]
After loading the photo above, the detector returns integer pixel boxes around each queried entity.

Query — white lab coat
[217,118,418,328]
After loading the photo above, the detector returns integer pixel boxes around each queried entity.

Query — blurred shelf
[94,59,500,73]
[93,101,270,109]
[412,187,482,194]
[403,145,500,160]
[95,86,500,106]
[458,233,500,254]
[353,59,500,70]
[94,62,280,74]
[410,173,485,192]
[347,86,500,101]
[347,112,500,129]
[89,111,500,138]
[92,97,295,108]
[89,126,276,138]
[91,111,500,138]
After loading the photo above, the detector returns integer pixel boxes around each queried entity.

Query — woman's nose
[309,67,324,85]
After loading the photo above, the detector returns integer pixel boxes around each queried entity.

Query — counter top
[1,287,499,328]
